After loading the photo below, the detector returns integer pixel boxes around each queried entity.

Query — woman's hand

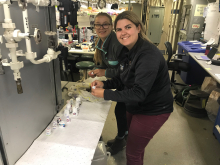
[88,69,106,77]
[91,88,104,98]
[93,69,106,77]
[91,80,104,88]
[88,70,96,78]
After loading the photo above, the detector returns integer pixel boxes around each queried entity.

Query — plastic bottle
[52,120,57,129]
[66,116,71,123]
[76,97,81,106]
[64,104,70,117]
[72,107,78,116]
[69,99,74,113]
[45,127,52,136]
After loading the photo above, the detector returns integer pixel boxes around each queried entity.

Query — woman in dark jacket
[91,11,173,165]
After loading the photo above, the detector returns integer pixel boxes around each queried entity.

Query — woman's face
[94,16,113,41]
[115,19,140,50]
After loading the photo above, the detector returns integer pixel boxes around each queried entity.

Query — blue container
[178,41,210,85]
[178,41,206,53]
[213,106,220,143]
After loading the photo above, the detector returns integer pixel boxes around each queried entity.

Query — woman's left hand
[93,69,106,77]
[91,88,105,98]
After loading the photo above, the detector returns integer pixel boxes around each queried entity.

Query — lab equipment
[0,1,63,164]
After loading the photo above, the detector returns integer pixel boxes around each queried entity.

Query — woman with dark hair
[91,11,173,165]
[88,12,128,155]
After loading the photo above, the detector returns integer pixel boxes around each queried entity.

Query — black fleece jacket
[95,31,123,78]
[103,38,173,115]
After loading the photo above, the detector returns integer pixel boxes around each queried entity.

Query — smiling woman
[94,16,112,41]
[88,12,122,78]
[114,10,151,47]
[115,19,140,50]
[88,12,129,156]
[91,11,173,165]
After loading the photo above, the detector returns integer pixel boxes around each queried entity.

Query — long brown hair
[94,12,113,65]
[114,11,151,42]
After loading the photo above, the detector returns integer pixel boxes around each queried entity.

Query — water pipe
[1,1,61,94]
[22,9,61,64]
[2,3,24,93]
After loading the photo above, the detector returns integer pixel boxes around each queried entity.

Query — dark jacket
[95,31,123,78]
[103,38,173,115]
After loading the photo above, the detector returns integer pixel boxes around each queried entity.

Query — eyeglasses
[94,24,111,29]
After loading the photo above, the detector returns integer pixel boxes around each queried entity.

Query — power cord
[61,81,69,92]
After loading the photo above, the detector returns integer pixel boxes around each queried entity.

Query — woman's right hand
[88,70,96,78]
[91,80,104,88]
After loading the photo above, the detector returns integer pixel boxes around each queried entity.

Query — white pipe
[9,48,21,80]
[2,62,10,66]
[29,50,61,64]
[3,4,23,81]
[22,9,32,53]
[9,48,17,63]
[18,32,29,38]
[30,58,47,64]
[3,4,12,23]
[0,0,7,4]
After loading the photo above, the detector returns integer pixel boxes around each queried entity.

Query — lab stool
[76,61,95,80]
[79,54,94,62]
[183,90,209,118]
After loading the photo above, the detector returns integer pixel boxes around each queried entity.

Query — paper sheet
[215,74,220,79]
[194,4,207,17]
[16,101,112,165]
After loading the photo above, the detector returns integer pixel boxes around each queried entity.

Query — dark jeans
[126,112,171,165]
[115,102,128,137]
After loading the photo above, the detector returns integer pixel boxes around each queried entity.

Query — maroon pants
[126,112,171,165]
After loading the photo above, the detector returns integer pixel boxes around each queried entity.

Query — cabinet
[147,6,165,44]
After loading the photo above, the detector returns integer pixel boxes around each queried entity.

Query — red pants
[126,112,171,165]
